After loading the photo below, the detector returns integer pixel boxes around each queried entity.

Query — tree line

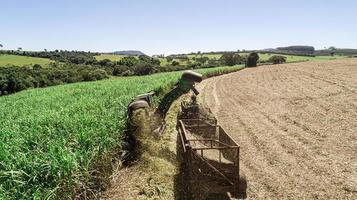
[0,54,169,95]
[0,64,108,95]
[0,50,99,64]
[0,50,286,95]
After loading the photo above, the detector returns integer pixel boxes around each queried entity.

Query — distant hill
[276,46,315,55]
[261,46,357,56]
[259,46,315,56]
[260,48,276,52]
[315,48,357,56]
[113,50,146,56]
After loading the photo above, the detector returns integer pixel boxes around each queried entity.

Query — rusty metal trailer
[177,118,246,199]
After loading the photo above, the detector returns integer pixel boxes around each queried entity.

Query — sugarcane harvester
[127,70,203,136]
[157,70,203,117]
[128,70,203,115]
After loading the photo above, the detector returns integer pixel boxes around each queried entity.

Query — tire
[128,100,150,112]
[237,172,247,199]
[181,70,203,83]
[134,93,153,105]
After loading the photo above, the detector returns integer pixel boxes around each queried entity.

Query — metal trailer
[177,119,247,199]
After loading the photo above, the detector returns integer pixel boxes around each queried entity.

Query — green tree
[328,46,337,51]
[246,52,259,67]
[166,56,173,63]
[268,55,286,64]
[132,62,156,75]
[118,56,138,67]
[138,55,160,66]
[328,46,336,56]
[233,54,243,64]
[98,59,112,66]
[138,55,151,63]
[219,53,242,66]
[195,56,209,64]
[33,64,42,70]
[172,60,180,66]
[219,53,235,66]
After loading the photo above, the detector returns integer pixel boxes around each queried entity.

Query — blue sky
[0,0,356,55]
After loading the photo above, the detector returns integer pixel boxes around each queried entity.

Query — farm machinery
[128,70,203,117]
[127,70,247,199]
[127,70,203,140]
[177,101,247,199]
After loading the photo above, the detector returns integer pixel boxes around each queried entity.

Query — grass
[0,65,244,199]
[94,54,127,61]
[258,53,346,62]
[188,53,346,63]
[187,53,223,59]
[0,54,53,67]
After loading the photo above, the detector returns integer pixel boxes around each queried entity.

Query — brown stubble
[198,59,357,199]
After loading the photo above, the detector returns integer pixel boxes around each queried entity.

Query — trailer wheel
[181,70,203,83]
[237,172,247,198]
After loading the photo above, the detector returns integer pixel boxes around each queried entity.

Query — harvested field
[198,59,357,199]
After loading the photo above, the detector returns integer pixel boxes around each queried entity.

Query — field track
[198,59,357,199]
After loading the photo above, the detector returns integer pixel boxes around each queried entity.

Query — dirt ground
[197,59,357,199]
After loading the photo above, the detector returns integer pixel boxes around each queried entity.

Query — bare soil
[197,59,357,199]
